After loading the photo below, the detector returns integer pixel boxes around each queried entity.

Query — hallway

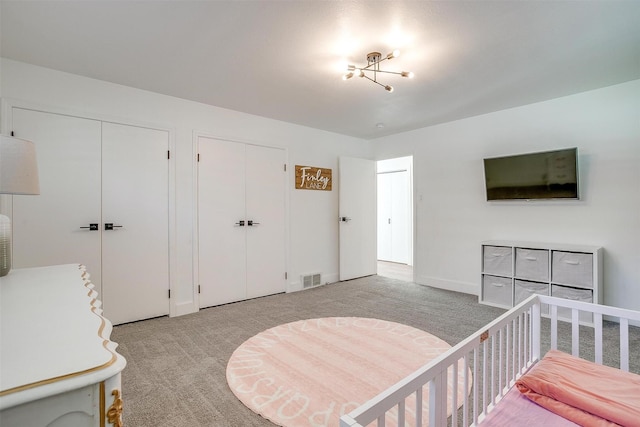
[377,260,413,282]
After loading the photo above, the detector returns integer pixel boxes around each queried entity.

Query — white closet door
[101,122,169,324]
[198,137,247,307]
[339,156,377,281]
[377,173,393,261]
[11,108,103,289]
[390,170,411,264]
[245,144,286,298]
[377,170,411,264]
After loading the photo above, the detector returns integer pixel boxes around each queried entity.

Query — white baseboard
[415,275,479,296]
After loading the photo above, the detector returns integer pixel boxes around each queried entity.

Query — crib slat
[506,322,511,386]
[482,340,488,415]
[524,313,528,369]
[415,384,422,427]
[620,318,629,372]
[377,415,385,427]
[550,305,558,350]
[519,314,524,373]
[473,348,479,425]
[429,373,446,427]
[594,312,603,365]
[490,335,496,406]
[463,353,469,427]
[397,399,405,427]
[439,368,448,425]
[532,302,541,362]
[451,361,458,427]
[512,319,517,381]
[572,309,580,357]
[498,328,504,395]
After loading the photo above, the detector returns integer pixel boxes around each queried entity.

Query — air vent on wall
[302,273,322,289]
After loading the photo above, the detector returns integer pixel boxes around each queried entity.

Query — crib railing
[339,295,640,427]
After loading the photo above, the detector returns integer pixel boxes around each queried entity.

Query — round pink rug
[226,317,467,427]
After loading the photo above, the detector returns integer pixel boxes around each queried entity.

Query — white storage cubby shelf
[480,240,603,324]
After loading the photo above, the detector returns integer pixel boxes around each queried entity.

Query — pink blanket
[515,350,640,427]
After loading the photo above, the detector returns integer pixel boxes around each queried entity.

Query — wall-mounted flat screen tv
[483,148,579,201]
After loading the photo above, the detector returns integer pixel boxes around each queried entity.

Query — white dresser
[480,240,603,324]
[0,264,126,427]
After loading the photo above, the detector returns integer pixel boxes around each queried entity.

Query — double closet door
[198,137,286,308]
[10,107,170,325]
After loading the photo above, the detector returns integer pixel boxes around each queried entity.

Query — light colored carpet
[227,317,465,427]
[110,274,640,427]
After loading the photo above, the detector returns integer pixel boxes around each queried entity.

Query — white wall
[4,58,638,314]
[0,59,372,316]
[372,80,640,311]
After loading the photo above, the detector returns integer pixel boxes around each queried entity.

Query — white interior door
[377,157,413,267]
[339,156,376,281]
[245,144,286,298]
[198,137,248,307]
[10,108,170,325]
[377,173,393,261]
[101,123,170,324]
[11,108,103,290]
[390,170,410,264]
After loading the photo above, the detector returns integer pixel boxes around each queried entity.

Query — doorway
[377,156,413,282]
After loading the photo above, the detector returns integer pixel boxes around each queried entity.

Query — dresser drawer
[551,285,593,323]
[552,251,593,288]
[482,275,512,307]
[515,248,549,281]
[483,246,512,276]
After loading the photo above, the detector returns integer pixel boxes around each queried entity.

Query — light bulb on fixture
[387,49,401,60]
[341,49,413,92]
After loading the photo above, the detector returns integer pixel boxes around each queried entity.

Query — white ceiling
[2,1,639,140]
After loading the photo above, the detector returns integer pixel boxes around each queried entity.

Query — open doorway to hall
[377,156,414,282]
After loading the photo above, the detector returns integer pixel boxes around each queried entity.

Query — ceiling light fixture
[342,50,414,93]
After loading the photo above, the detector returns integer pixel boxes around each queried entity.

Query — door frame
[192,131,290,311]
[0,98,178,315]
[376,156,414,277]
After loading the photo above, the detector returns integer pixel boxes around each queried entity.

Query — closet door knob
[247,220,260,226]
[104,223,123,230]
[80,223,99,231]
[235,220,245,227]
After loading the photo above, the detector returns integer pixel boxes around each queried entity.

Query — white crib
[339,295,640,427]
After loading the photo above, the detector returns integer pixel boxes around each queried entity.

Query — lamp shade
[0,135,40,195]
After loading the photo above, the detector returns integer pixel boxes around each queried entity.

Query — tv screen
[483,148,579,201]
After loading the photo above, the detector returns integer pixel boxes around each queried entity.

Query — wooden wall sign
[295,165,332,191]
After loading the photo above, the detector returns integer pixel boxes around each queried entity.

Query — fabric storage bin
[551,285,593,323]
[482,275,512,307]
[515,280,549,315]
[515,248,549,281]
[515,280,549,303]
[552,251,593,288]
[483,246,512,276]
